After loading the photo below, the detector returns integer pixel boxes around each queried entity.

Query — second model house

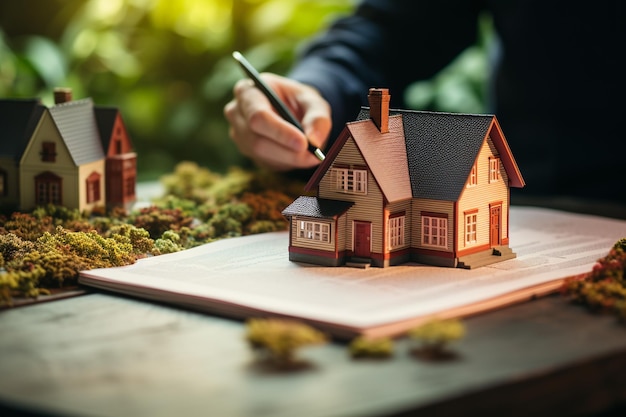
[0,89,136,212]
[282,88,525,269]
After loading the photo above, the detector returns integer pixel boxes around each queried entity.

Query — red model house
[282,88,525,269]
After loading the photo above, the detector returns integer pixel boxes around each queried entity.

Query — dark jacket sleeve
[288,0,484,144]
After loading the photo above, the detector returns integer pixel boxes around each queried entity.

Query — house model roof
[94,106,120,151]
[0,99,45,160]
[49,98,105,165]
[306,106,524,203]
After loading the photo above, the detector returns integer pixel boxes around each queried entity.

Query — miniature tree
[245,318,327,364]
[349,336,394,359]
[409,318,465,358]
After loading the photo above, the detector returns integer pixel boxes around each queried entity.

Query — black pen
[232,51,325,162]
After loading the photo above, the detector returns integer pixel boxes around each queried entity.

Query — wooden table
[2,289,626,417]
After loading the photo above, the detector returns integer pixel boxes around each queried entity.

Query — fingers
[224,74,331,172]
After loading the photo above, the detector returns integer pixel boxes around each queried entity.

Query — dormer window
[332,167,367,195]
[41,142,56,162]
[489,157,500,183]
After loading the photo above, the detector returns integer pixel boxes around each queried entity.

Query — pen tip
[232,51,241,60]
[314,148,326,162]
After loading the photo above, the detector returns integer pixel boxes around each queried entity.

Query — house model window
[332,167,367,194]
[86,172,101,204]
[422,215,448,248]
[41,142,57,162]
[299,220,330,243]
[388,214,406,249]
[465,211,478,245]
[489,157,500,183]
[35,172,62,205]
[467,162,477,187]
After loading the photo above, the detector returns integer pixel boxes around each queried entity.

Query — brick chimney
[368,88,390,133]
[53,87,73,105]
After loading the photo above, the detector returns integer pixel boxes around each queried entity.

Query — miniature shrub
[349,336,394,359]
[245,318,327,362]
[562,238,626,319]
[409,318,466,353]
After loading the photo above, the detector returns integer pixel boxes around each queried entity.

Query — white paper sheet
[79,207,626,338]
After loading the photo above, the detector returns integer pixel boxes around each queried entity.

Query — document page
[79,207,626,338]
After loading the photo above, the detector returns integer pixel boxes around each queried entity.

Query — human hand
[224,73,331,172]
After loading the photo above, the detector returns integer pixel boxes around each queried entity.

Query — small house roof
[49,98,105,165]
[0,99,45,161]
[94,106,120,151]
[282,196,354,219]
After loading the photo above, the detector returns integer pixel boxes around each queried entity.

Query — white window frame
[465,213,477,245]
[467,162,477,187]
[421,216,447,248]
[489,157,500,183]
[298,220,330,243]
[332,167,367,194]
[388,215,405,250]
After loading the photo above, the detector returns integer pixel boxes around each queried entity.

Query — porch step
[346,257,372,269]
[457,246,516,269]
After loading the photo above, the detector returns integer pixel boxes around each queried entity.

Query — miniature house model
[0,88,136,212]
[282,88,525,269]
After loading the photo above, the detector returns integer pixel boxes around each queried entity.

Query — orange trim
[463,208,478,215]
[457,243,490,258]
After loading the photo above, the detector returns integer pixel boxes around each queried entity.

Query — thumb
[301,105,332,150]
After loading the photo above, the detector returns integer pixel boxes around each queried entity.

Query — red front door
[354,221,371,258]
[490,205,501,247]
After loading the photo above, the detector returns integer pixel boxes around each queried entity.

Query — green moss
[0,162,306,306]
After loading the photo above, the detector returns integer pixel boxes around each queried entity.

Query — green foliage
[0,163,304,305]
[129,206,194,239]
[245,317,327,362]
[613,238,626,252]
[409,318,466,353]
[562,238,626,320]
[0,0,355,179]
[349,336,394,359]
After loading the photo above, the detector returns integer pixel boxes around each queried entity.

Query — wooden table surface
[1,289,626,417]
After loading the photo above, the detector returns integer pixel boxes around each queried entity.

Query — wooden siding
[318,137,384,254]
[411,199,454,253]
[457,135,510,251]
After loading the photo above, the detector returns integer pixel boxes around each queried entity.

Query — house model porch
[281,88,525,269]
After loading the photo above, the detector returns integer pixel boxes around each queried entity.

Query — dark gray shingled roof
[357,108,494,201]
[49,98,105,165]
[94,106,119,152]
[0,99,45,160]
[282,196,354,219]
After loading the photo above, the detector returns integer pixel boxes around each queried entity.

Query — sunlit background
[0,0,491,181]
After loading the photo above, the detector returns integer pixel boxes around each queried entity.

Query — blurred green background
[0,0,491,181]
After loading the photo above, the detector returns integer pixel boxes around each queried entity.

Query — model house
[0,89,136,212]
[282,88,525,269]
